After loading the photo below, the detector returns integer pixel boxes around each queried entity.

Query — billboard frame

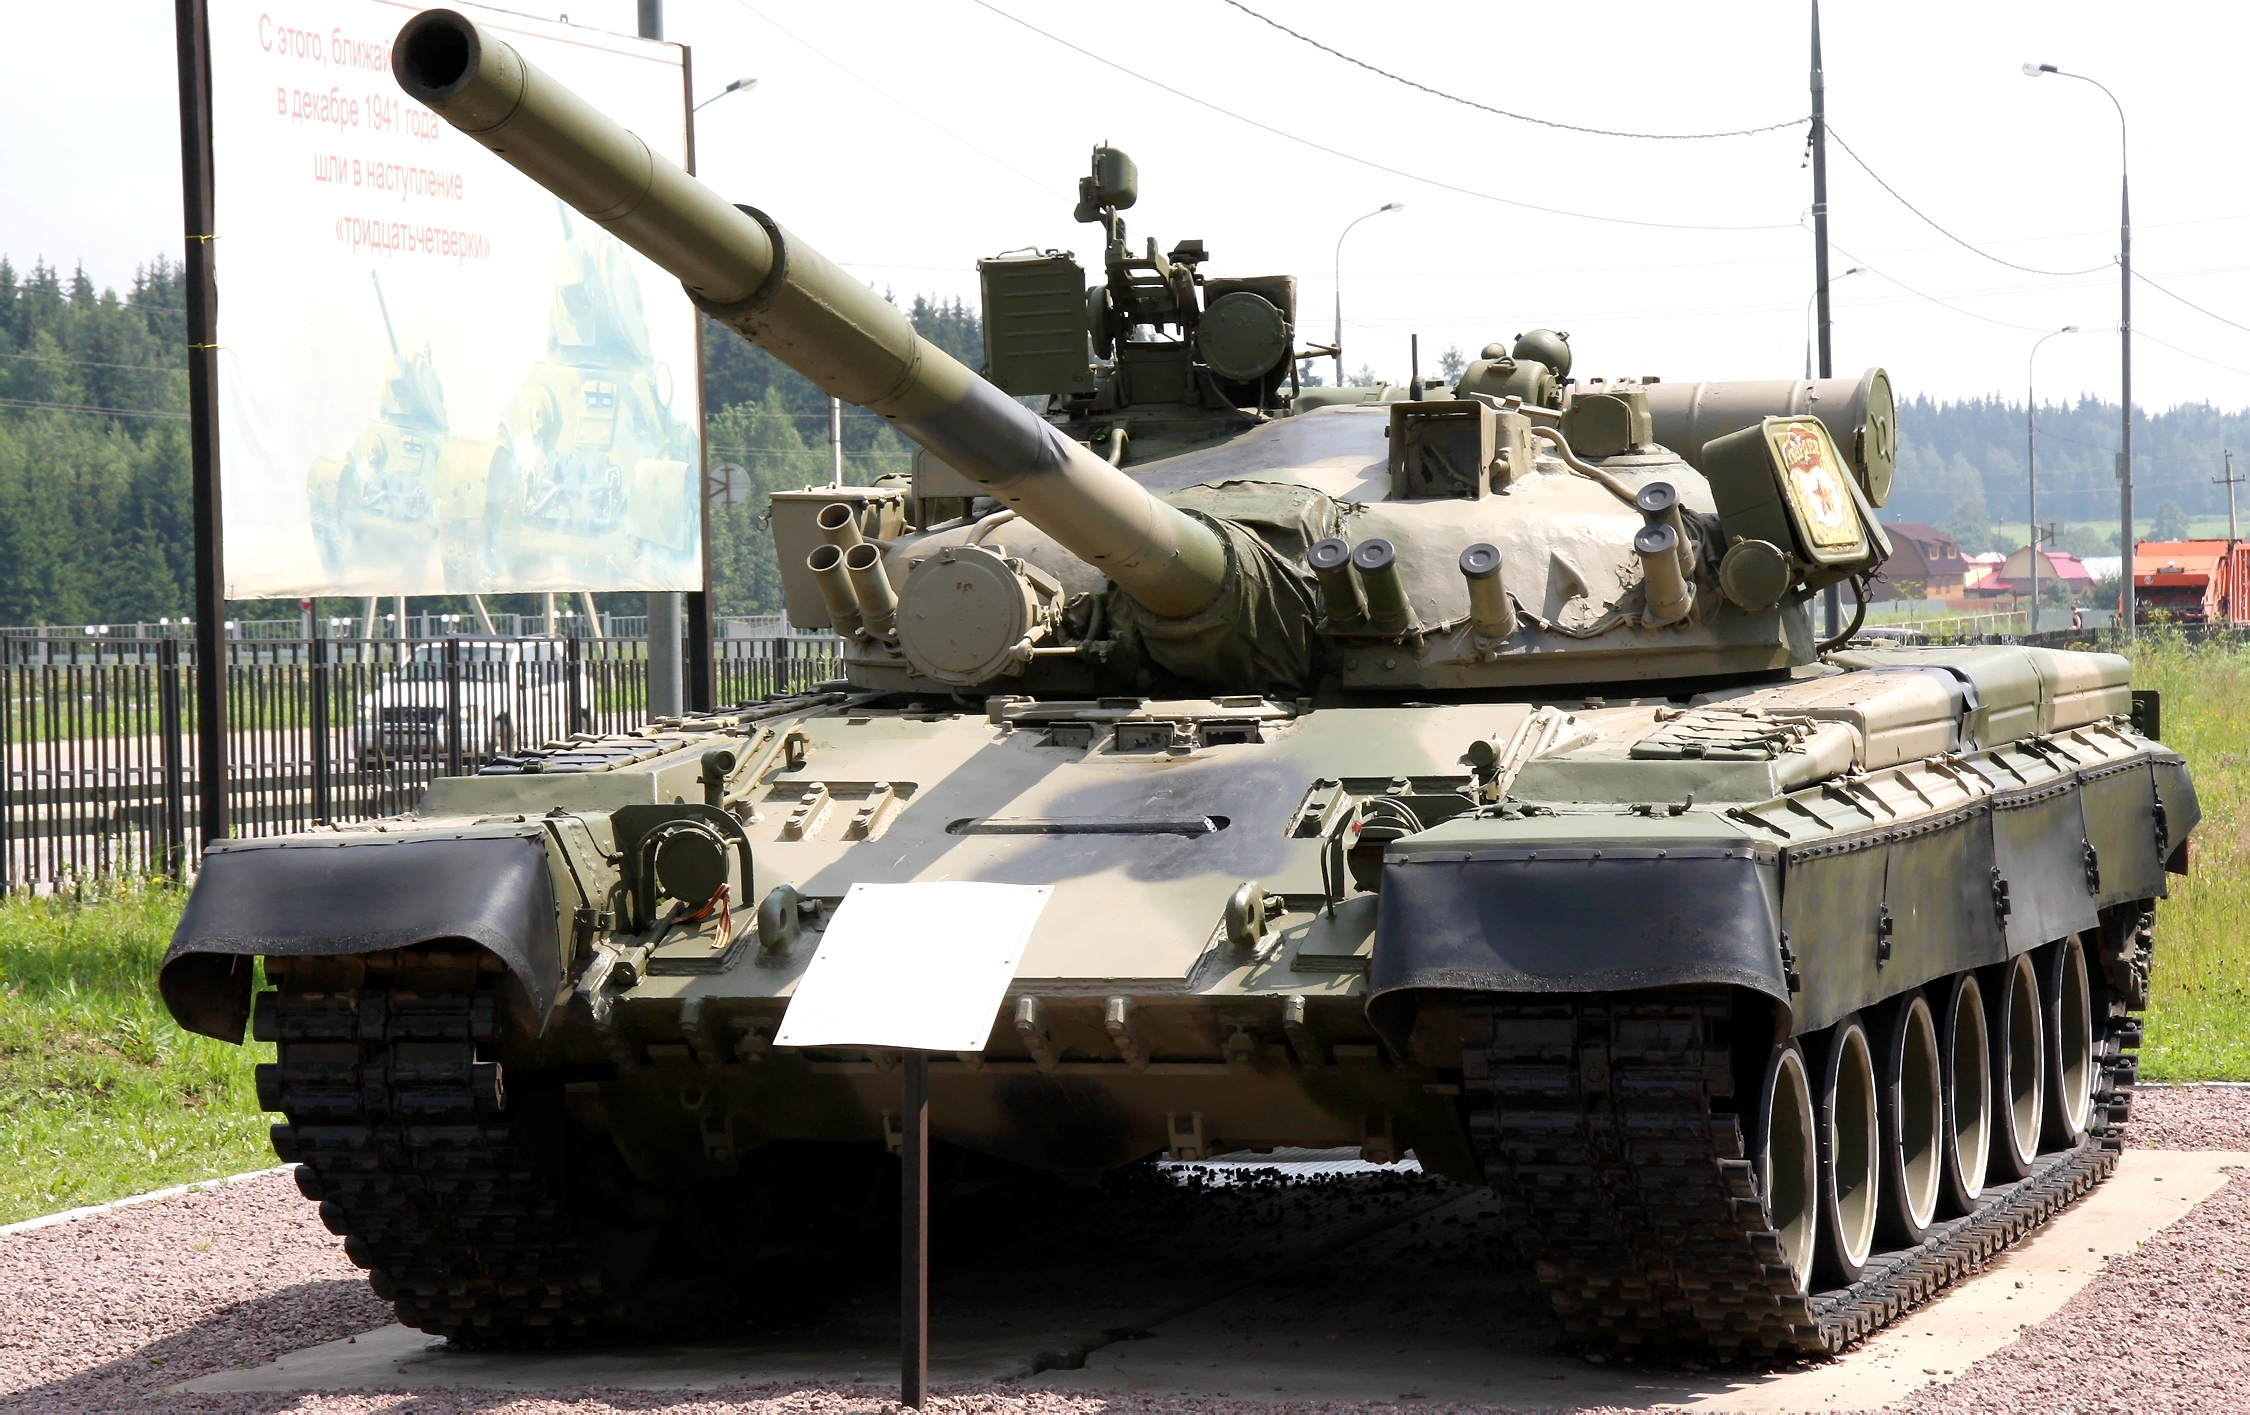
[174,0,229,844]
[171,0,720,831]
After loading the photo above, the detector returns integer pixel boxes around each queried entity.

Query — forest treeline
[2,252,2242,625]
[1882,393,2250,556]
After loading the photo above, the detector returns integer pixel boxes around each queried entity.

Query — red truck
[2132,538,2250,625]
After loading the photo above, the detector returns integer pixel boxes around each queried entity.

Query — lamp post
[2024,61,2132,640]
[695,75,757,112]
[1805,267,1864,380]
[2027,325,2081,633]
[658,34,759,715]
[1333,202,1403,389]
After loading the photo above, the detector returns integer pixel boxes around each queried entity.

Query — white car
[352,638,590,771]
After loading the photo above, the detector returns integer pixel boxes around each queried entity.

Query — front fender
[159,832,562,1042]
[1366,833,1788,1058]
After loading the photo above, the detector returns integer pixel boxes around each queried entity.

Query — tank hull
[163,642,2191,1351]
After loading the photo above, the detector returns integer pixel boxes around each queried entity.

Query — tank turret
[393,9,1905,701]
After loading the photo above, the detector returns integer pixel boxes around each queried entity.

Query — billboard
[207,0,703,599]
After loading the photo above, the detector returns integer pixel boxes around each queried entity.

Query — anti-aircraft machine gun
[164,9,2197,1356]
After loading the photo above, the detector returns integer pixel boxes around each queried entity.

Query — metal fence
[0,633,841,891]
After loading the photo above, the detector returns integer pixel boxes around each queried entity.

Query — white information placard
[776,883,1052,1053]
[206,0,704,598]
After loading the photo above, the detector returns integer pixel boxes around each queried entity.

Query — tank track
[253,967,619,1338]
[1461,984,2131,1355]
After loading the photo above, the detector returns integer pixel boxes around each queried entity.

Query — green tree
[705,390,829,617]
[1943,496,1994,555]
[0,256,194,625]
[2153,499,2191,541]
[1438,345,1467,382]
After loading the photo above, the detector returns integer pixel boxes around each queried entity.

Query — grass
[2128,631,2250,1080]
[0,880,272,1225]
[0,640,2241,1222]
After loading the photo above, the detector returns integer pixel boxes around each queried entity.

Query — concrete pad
[187,1149,2247,1411]
[183,1322,1045,1394]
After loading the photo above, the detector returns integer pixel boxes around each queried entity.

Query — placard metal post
[901,1047,929,1407]
[773,882,1049,1413]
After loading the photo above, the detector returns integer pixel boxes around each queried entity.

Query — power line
[0,351,183,374]
[2132,327,2250,379]
[1828,242,2060,334]
[723,1,1067,199]
[1212,0,1805,141]
[0,397,186,421]
[969,1,1801,234]
[1825,126,2111,278]
[2133,268,2250,336]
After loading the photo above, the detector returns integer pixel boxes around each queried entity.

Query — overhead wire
[2130,327,2250,379]
[1826,241,2060,334]
[0,351,182,374]
[1825,126,2111,277]
[722,0,1067,198]
[1211,0,1806,141]
[968,1,1802,233]
[2133,268,2250,336]
[0,397,186,420]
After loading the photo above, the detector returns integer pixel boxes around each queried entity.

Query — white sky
[10,0,2250,413]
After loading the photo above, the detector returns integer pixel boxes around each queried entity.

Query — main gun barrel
[391,9,1228,617]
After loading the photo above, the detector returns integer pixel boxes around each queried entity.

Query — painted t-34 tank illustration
[442,205,697,592]
[309,273,496,587]
[163,9,2199,1356]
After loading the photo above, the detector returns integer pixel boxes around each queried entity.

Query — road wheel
[2041,934,2096,1149]
[1754,1040,1818,1296]
[1986,953,2046,1181]
[1936,971,1992,1215]
[1875,991,1944,1246]
[1814,1014,1880,1286]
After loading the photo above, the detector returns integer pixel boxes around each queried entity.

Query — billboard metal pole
[175,0,228,853]
[638,0,710,715]
[683,32,715,711]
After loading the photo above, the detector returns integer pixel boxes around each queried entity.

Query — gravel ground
[2116,1083,2250,1150]
[2,1091,2247,1415]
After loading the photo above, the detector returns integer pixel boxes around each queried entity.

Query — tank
[161,8,2200,1356]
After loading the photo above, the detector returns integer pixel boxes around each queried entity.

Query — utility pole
[1810,0,1841,640]
[2218,448,2242,546]
[2222,448,2244,624]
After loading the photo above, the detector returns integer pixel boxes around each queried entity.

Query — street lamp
[1805,267,1864,380]
[1333,202,1404,389]
[695,75,758,113]
[2024,60,2132,640]
[2027,325,2082,632]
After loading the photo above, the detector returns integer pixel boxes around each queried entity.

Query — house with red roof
[1871,522,1968,601]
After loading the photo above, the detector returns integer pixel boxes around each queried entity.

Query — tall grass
[2129,631,2250,1080]
[0,880,272,1224]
